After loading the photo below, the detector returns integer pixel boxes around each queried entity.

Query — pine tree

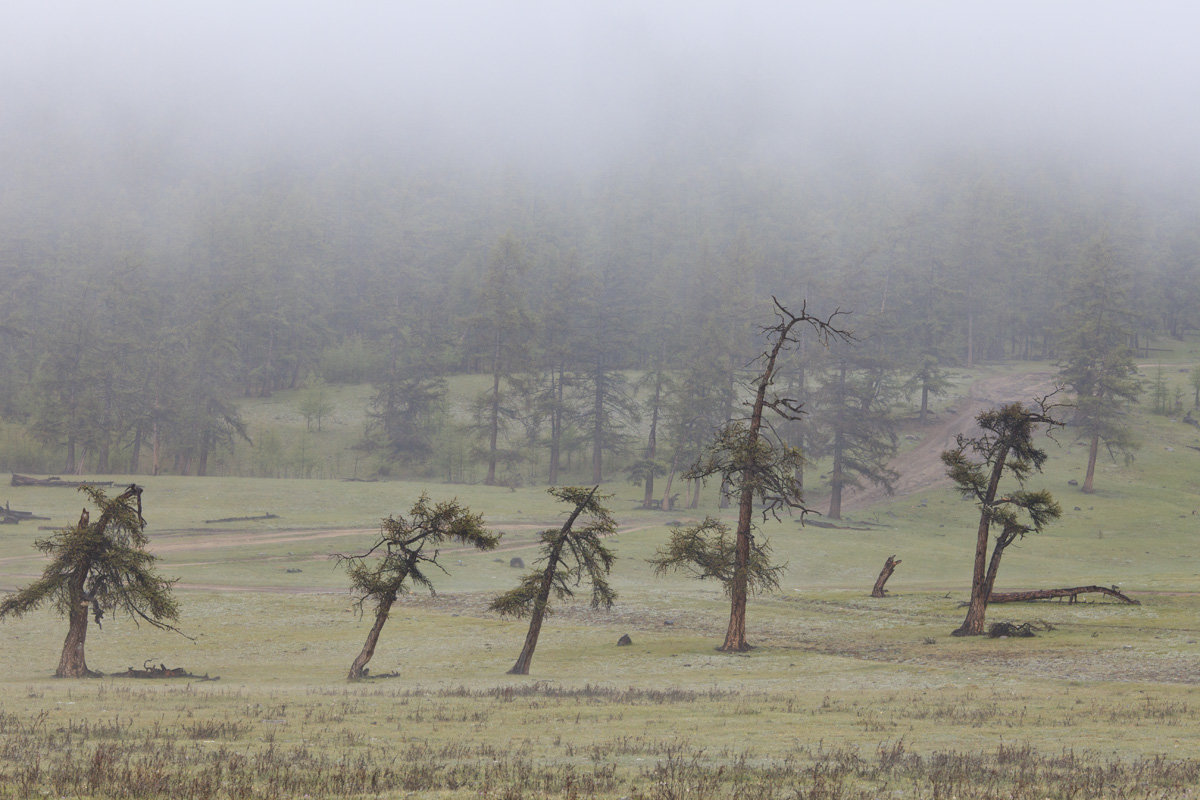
[0,485,181,677]
[1056,241,1141,493]
[491,486,616,675]
[943,400,1063,636]
[338,495,497,679]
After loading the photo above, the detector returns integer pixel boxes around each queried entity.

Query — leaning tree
[0,485,181,677]
[490,485,617,675]
[337,494,498,679]
[943,399,1063,636]
[685,298,850,651]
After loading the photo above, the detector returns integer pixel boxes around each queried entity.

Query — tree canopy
[942,400,1064,637]
[337,494,498,679]
[0,485,180,677]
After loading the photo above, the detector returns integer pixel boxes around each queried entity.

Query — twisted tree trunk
[348,593,395,679]
[56,579,94,678]
[953,444,1011,637]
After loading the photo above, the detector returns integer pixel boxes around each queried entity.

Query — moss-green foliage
[490,486,618,617]
[0,485,178,631]
[340,494,498,610]
[649,516,784,596]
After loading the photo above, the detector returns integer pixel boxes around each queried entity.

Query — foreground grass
[4,362,1200,797]
[2,584,1199,799]
[2,678,1200,799]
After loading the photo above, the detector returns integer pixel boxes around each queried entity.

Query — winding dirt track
[835,370,1058,512]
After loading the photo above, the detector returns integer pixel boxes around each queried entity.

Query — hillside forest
[2,135,1199,497]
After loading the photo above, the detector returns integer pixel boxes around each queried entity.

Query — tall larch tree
[470,234,531,485]
[1056,241,1142,494]
[686,299,849,652]
[810,350,900,520]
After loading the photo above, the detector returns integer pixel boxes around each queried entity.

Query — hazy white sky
[4,1,1199,173]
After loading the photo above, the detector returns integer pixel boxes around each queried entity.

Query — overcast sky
[4,2,1200,177]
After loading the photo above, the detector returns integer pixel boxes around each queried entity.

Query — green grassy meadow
[2,361,1200,798]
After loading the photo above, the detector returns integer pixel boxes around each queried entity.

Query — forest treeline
[1,135,1198,485]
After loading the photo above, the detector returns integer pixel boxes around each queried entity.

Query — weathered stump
[870,555,901,598]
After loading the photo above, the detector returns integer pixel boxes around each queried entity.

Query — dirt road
[833,370,1059,512]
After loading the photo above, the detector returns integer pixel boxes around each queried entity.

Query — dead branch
[113,660,219,680]
[989,585,1139,605]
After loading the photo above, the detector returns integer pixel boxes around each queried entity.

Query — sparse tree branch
[338,494,498,679]
[491,486,617,675]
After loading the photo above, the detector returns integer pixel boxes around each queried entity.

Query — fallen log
[11,474,114,488]
[870,555,901,597]
[989,585,1139,605]
[1,508,51,524]
[803,518,873,531]
[203,513,280,524]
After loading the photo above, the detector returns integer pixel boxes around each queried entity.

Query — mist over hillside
[2,2,1197,480]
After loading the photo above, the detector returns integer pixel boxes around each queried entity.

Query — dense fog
[6,2,1200,177]
[2,2,1198,480]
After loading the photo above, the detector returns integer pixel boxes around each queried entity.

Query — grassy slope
[1,356,1200,797]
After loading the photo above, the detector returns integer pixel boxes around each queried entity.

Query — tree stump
[870,555,901,597]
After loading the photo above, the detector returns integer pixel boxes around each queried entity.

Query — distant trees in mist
[1,151,1196,487]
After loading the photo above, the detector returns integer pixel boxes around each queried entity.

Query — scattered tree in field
[364,339,447,467]
[490,486,616,675]
[650,517,784,596]
[943,400,1063,637]
[1056,242,1141,493]
[574,341,639,485]
[298,374,335,432]
[663,355,737,510]
[685,298,850,652]
[905,353,952,424]
[631,366,673,509]
[469,235,531,485]
[1190,365,1200,409]
[810,355,899,520]
[1149,365,1170,415]
[0,485,181,677]
[337,495,498,679]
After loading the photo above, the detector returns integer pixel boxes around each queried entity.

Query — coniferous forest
[3,5,1200,494]
[2,129,1197,486]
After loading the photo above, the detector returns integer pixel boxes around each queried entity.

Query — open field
[2,363,1200,798]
